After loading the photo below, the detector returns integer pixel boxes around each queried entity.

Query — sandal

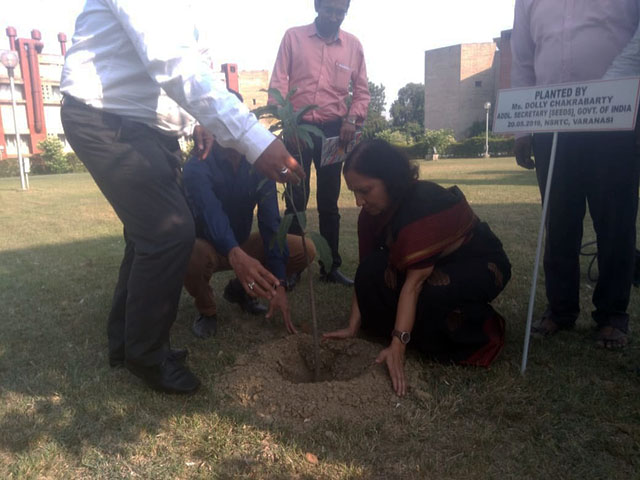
[595,326,629,350]
[531,315,562,338]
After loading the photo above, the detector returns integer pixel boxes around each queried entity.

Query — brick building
[424,30,512,139]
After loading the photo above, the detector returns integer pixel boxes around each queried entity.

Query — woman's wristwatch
[392,329,411,344]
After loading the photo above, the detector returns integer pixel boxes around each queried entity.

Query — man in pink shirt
[269,0,370,286]
[511,0,640,348]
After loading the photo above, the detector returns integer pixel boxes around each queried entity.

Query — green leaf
[285,86,298,102]
[307,231,333,271]
[296,128,314,150]
[295,210,307,231]
[256,177,269,192]
[270,213,294,253]
[267,88,286,106]
[299,124,325,140]
[282,103,294,121]
[293,104,319,123]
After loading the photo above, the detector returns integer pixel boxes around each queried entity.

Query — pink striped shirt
[269,23,370,125]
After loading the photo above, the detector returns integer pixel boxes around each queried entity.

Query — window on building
[475,81,482,87]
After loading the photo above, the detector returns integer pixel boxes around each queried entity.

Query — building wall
[424,44,462,136]
[0,45,67,158]
[496,29,513,90]
[424,42,498,139]
[458,43,497,138]
[238,70,270,110]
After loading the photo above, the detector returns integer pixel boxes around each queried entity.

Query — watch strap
[391,329,411,344]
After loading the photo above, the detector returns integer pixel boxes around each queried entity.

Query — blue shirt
[182,152,288,281]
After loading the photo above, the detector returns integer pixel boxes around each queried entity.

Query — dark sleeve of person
[256,177,288,281]
[182,158,238,255]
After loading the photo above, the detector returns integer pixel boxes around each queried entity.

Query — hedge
[445,136,514,158]
[0,151,86,178]
[396,135,514,159]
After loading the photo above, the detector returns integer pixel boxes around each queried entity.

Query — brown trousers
[184,233,316,316]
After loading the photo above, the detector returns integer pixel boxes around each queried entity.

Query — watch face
[393,329,410,344]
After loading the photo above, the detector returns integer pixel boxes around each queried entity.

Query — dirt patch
[219,334,425,428]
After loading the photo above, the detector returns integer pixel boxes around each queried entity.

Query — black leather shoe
[285,272,301,291]
[321,269,354,286]
[126,357,200,394]
[223,279,268,315]
[109,348,188,368]
[191,314,217,338]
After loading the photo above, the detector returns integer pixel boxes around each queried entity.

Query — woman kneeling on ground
[324,139,512,396]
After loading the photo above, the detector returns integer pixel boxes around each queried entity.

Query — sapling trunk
[254,88,325,381]
[286,175,321,382]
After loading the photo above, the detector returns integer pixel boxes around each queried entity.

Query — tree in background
[402,122,425,144]
[390,83,424,128]
[362,81,388,139]
[368,81,386,117]
[466,118,494,138]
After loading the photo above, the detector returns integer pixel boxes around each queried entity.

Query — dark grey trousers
[533,131,639,332]
[61,96,195,366]
[285,120,343,272]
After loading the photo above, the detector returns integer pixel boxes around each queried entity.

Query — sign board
[493,77,640,134]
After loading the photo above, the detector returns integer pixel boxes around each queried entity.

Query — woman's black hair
[343,139,419,203]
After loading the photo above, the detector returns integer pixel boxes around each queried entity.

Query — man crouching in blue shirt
[183,93,316,338]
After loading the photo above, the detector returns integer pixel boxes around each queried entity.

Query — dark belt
[62,94,180,147]
[303,119,342,129]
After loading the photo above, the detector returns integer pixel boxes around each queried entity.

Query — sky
[6,0,516,113]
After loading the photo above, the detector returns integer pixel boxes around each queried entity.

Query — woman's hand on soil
[376,340,407,397]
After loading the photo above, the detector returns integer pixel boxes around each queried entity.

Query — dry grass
[1,158,639,479]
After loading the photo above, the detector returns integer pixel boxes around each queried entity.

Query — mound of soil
[218,334,424,427]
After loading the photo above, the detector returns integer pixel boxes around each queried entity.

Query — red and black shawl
[358,181,477,270]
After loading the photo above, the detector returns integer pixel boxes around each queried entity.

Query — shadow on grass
[1,201,639,478]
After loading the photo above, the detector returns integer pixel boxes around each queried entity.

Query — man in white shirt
[60,0,304,394]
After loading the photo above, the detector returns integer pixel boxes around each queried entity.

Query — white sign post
[492,77,640,375]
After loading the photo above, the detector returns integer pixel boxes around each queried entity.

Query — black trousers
[61,96,195,367]
[355,243,510,364]
[285,120,343,272]
[533,131,639,331]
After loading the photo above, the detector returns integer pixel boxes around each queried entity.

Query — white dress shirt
[60,0,273,163]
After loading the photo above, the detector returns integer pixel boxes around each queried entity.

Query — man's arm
[182,159,239,255]
[339,40,370,147]
[106,1,303,182]
[268,31,292,104]
[347,41,371,123]
[510,0,536,169]
[183,158,279,298]
[256,178,289,282]
[604,11,640,79]
[510,0,536,89]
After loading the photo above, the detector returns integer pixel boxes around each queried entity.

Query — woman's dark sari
[355,181,511,367]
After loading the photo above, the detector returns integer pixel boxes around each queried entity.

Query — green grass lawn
[1,159,639,479]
